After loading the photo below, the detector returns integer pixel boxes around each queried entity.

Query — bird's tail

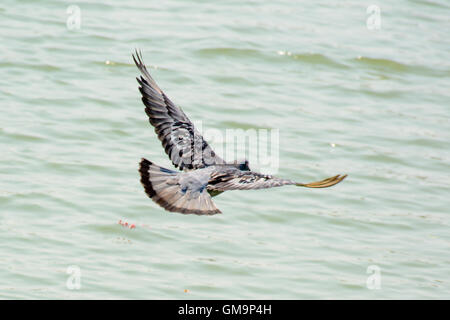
[296,174,347,188]
[139,158,221,215]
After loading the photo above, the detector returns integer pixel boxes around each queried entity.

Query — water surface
[0,0,449,299]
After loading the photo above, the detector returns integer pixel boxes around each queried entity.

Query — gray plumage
[133,51,224,171]
[134,50,347,215]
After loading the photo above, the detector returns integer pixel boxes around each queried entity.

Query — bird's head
[235,159,250,171]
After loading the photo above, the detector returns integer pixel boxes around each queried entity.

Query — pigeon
[133,50,347,215]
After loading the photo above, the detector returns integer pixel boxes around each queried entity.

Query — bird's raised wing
[133,50,225,171]
[208,170,347,191]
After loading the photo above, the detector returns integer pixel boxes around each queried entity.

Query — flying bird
[133,50,346,215]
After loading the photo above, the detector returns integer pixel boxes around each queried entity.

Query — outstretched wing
[133,50,225,171]
[208,171,347,191]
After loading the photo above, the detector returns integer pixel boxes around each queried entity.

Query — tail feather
[139,158,221,215]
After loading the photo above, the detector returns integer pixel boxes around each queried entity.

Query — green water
[1,0,449,299]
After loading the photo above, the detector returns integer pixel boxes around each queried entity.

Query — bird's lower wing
[296,174,347,188]
[208,171,347,191]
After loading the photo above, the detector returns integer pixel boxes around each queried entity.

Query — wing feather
[208,171,347,191]
[133,50,225,171]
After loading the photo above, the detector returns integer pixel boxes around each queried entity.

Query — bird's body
[133,50,346,215]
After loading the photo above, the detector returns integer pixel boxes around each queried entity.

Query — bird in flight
[133,50,346,215]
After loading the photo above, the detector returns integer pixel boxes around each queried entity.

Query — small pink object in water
[118,219,136,229]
